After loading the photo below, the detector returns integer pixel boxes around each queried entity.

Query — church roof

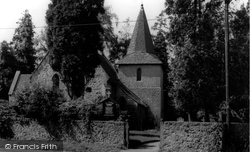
[117,52,161,64]
[113,79,148,107]
[98,52,118,80]
[117,5,162,65]
[97,52,148,107]
[8,71,31,95]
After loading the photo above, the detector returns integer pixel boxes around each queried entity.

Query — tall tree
[227,4,249,122]
[155,0,226,121]
[12,10,36,73]
[108,18,132,63]
[34,29,48,65]
[154,0,249,122]
[46,0,105,99]
[153,32,175,120]
[0,41,18,100]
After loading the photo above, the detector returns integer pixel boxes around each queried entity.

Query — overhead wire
[0,18,163,30]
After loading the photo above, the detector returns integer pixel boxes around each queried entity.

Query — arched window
[52,74,59,89]
[137,68,141,81]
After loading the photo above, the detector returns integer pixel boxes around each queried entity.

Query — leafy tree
[0,41,19,100]
[46,0,106,99]
[153,32,175,120]
[12,10,36,73]
[108,17,132,63]
[155,0,226,121]
[154,0,249,122]
[34,29,48,65]
[226,4,249,122]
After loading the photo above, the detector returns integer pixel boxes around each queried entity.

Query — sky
[0,0,248,43]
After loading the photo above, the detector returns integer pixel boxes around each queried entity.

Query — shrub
[13,84,95,140]
[0,99,16,139]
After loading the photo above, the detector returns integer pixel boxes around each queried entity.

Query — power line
[0,18,163,30]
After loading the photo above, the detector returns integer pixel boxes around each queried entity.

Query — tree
[34,29,48,65]
[154,0,226,121]
[12,10,36,73]
[0,41,19,100]
[226,4,249,122]
[108,17,132,63]
[153,32,176,120]
[46,0,106,99]
[154,0,249,122]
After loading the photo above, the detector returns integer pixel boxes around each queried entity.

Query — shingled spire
[117,5,161,64]
[127,4,154,54]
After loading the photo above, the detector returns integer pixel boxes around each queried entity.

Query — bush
[59,98,95,136]
[13,84,95,140]
[0,99,16,139]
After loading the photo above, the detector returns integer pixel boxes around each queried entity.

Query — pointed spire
[117,5,162,65]
[126,4,155,55]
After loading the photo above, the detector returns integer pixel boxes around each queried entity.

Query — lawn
[64,141,121,152]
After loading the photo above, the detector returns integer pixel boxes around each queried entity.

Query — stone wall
[160,122,223,152]
[160,121,249,152]
[7,120,125,147]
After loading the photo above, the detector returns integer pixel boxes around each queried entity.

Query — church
[8,5,164,130]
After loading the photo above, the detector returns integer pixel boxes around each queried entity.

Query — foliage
[13,85,65,123]
[13,84,95,139]
[153,32,176,120]
[0,41,19,100]
[165,0,225,121]
[46,0,105,99]
[153,0,249,122]
[13,84,66,139]
[12,10,36,73]
[59,98,95,138]
[33,29,48,65]
[226,4,249,122]
[108,17,132,63]
[0,99,16,139]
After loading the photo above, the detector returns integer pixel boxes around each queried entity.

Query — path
[121,130,160,152]
[120,141,160,152]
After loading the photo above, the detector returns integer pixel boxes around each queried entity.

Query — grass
[63,141,121,152]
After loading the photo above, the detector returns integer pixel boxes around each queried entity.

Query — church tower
[117,5,163,127]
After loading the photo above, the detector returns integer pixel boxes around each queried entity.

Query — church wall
[29,58,70,100]
[84,66,109,103]
[118,65,162,88]
[116,87,148,130]
[31,63,55,88]
[130,88,162,127]
[118,64,163,127]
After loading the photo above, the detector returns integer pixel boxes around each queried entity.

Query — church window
[52,74,59,89]
[137,68,141,81]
